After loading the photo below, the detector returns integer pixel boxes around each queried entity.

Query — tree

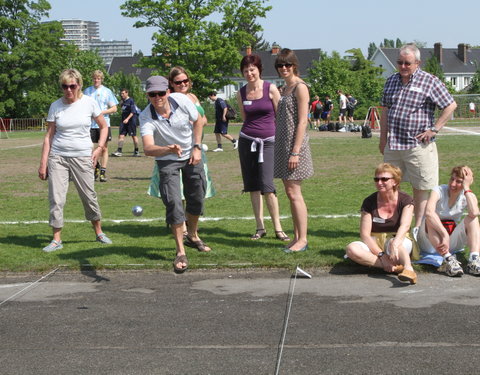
[367,42,377,59]
[120,0,271,98]
[467,64,480,94]
[423,53,445,81]
[108,71,148,110]
[307,49,385,120]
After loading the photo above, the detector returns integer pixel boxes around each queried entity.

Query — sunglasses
[148,91,167,98]
[173,79,189,85]
[373,177,394,182]
[275,63,293,69]
[61,84,78,90]
[396,60,415,66]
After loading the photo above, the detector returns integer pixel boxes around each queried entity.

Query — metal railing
[0,118,46,132]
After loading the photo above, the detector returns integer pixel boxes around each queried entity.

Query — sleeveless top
[240,81,276,138]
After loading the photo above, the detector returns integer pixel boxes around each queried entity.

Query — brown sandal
[275,231,291,242]
[251,229,266,240]
[173,254,188,273]
[184,235,211,252]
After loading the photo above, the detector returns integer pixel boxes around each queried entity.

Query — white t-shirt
[433,184,467,224]
[47,95,102,157]
[140,93,199,161]
[339,94,347,109]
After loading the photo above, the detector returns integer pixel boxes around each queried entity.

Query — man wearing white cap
[139,76,211,273]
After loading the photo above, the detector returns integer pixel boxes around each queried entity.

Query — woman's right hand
[38,165,48,180]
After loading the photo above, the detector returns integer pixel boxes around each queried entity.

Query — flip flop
[173,254,188,273]
[184,235,211,252]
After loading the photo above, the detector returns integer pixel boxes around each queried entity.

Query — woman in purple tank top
[236,54,290,242]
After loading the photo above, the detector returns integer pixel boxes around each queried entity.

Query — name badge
[243,100,252,106]
[373,217,386,223]
[410,87,422,93]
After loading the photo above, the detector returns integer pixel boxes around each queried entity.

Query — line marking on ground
[0,142,43,151]
[0,214,360,225]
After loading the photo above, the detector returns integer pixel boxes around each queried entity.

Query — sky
[44,0,479,57]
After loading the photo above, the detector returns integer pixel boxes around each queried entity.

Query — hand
[387,239,401,263]
[415,129,435,144]
[189,148,201,165]
[91,147,102,166]
[38,165,48,180]
[462,166,474,189]
[379,138,386,155]
[168,144,182,157]
[379,256,396,273]
[435,238,450,256]
[288,155,299,171]
[123,119,128,124]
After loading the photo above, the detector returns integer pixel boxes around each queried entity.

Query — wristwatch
[429,127,439,133]
[377,251,385,258]
[193,144,202,150]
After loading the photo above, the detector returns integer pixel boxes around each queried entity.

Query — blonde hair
[375,162,402,190]
[451,165,473,179]
[59,69,83,98]
[92,70,104,80]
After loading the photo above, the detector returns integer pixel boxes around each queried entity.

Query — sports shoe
[43,240,63,252]
[94,165,100,181]
[111,151,122,157]
[212,148,223,152]
[233,140,238,150]
[133,151,141,157]
[439,255,464,277]
[96,233,112,244]
[99,173,107,182]
[467,256,480,275]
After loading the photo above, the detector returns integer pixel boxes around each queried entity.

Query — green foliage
[423,53,445,81]
[367,42,377,59]
[107,71,148,110]
[307,49,385,120]
[0,1,107,118]
[467,64,480,94]
[120,0,271,98]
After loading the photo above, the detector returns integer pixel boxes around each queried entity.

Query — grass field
[1,125,479,272]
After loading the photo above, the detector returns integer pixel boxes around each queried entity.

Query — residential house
[370,43,480,91]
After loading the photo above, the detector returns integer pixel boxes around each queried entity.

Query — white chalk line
[0,213,360,225]
[0,142,43,151]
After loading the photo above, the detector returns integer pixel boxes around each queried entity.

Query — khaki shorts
[384,142,438,190]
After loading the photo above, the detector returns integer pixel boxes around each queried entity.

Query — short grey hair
[399,43,421,62]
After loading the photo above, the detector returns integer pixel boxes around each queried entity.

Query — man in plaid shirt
[379,43,457,234]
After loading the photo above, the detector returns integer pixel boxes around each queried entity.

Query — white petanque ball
[202,144,208,152]
[132,205,143,217]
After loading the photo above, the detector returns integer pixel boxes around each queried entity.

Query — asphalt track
[1,268,480,374]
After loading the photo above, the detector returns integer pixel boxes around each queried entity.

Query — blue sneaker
[43,240,63,252]
[96,233,112,244]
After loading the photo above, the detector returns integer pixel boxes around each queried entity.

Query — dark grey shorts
[238,137,276,194]
[156,159,206,225]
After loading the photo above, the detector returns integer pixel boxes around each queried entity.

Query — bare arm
[288,82,309,171]
[462,166,479,218]
[38,122,56,180]
[269,84,280,114]
[359,211,383,255]
[388,203,414,262]
[416,101,458,143]
[379,107,388,155]
[424,190,450,255]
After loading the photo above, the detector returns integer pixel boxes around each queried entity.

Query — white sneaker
[212,148,223,152]
[111,151,122,157]
[96,233,112,244]
[467,256,480,275]
[233,140,238,150]
[439,255,464,277]
[43,240,63,252]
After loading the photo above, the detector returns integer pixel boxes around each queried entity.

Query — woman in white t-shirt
[38,69,112,252]
[418,165,480,277]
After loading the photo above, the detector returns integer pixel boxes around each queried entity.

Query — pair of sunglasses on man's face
[148,91,167,98]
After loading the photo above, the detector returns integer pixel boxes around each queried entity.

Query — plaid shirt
[381,68,454,150]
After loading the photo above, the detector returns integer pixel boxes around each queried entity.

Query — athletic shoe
[94,165,100,181]
[233,140,238,150]
[439,255,464,277]
[111,151,122,157]
[99,173,107,182]
[96,233,112,244]
[212,148,223,152]
[133,151,141,157]
[43,240,63,252]
[467,256,480,275]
